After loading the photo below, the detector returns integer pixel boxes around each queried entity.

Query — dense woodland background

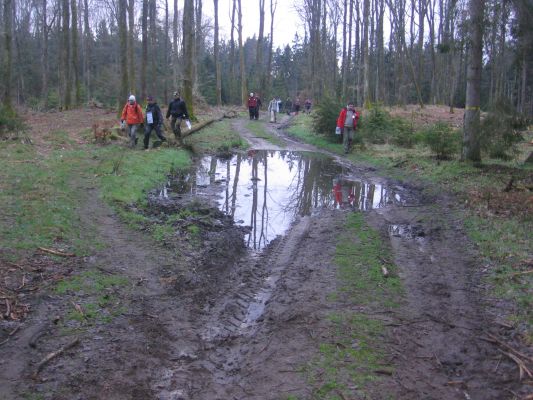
[0,0,531,116]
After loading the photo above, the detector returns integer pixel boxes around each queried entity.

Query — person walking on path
[293,97,301,115]
[285,97,292,115]
[166,91,189,145]
[268,97,280,123]
[120,95,144,148]
[336,102,360,154]
[143,96,166,150]
[304,98,312,114]
[247,93,259,120]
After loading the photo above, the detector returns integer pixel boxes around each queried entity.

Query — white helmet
[250,92,254,97]
[128,95,136,102]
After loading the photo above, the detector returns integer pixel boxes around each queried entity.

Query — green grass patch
[464,215,532,336]
[0,140,97,259]
[185,119,247,153]
[92,145,189,205]
[303,212,402,399]
[55,269,129,325]
[245,120,286,147]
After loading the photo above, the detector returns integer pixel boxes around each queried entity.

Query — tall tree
[61,0,72,109]
[128,0,135,94]
[462,0,484,161]
[2,0,13,109]
[265,0,277,101]
[213,0,221,105]
[256,0,266,94]
[71,0,81,105]
[173,0,179,89]
[83,0,91,100]
[183,0,195,115]
[41,0,49,105]
[118,0,129,108]
[237,0,246,105]
[141,0,148,99]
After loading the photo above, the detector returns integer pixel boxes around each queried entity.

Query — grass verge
[245,120,286,147]
[302,212,401,399]
[184,119,248,153]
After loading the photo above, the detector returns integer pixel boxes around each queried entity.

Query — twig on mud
[507,269,533,278]
[32,338,80,378]
[494,355,502,372]
[259,334,274,353]
[16,275,26,291]
[433,352,443,367]
[0,325,21,347]
[37,247,75,257]
[481,333,533,364]
[423,312,474,331]
[498,350,533,381]
[4,298,11,319]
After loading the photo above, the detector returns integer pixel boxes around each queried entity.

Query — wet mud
[0,114,530,399]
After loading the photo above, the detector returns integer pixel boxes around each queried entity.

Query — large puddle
[168,150,403,249]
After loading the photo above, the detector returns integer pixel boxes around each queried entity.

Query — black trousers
[144,124,166,149]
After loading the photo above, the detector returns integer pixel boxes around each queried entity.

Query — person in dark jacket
[166,91,189,145]
[144,96,166,150]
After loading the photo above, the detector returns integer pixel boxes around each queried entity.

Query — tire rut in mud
[152,215,314,399]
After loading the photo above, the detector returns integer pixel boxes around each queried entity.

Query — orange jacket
[121,102,144,125]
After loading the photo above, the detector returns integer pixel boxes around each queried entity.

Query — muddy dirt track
[0,111,530,399]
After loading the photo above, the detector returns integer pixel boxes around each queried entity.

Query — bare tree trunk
[164,0,169,103]
[141,0,147,100]
[265,0,277,102]
[348,0,353,99]
[237,0,246,106]
[183,0,195,115]
[71,0,80,105]
[2,0,13,109]
[194,0,202,89]
[118,0,129,109]
[230,0,237,103]
[149,0,156,95]
[61,0,71,109]
[375,0,383,102]
[214,0,221,105]
[128,0,135,94]
[341,0,347,100]
[256,0,265,94]
[83,0,91,100]
[417,0,426,79]
[42,0,49,105]
[173,0,179,89]
[462,0,484,162]
[362,0,369,104]
[519,52,527,113]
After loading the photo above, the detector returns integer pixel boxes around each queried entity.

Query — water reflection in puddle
[173,150,402,249]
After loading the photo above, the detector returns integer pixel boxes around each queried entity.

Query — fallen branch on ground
[183,118,217,137]
[481,333,533,364]
[37,247,75,257]
[33,338,80,378]
[508,269,533,278]
[498,350,533,381]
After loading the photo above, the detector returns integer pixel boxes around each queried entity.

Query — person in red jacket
[120,95,144,148]
[336,102,360,154]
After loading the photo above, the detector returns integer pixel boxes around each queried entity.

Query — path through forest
[0,110,527,399]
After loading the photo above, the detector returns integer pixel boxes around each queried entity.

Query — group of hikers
[248,93,314,124]
[120,92,189,150]
[121,90,360,155]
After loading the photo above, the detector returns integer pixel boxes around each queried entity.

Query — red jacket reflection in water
[332,179,355,209]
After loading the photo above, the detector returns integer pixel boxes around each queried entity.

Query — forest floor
[0,105,531,400]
